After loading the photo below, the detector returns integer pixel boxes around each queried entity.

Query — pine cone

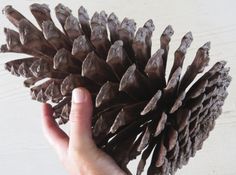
[1,4,231,175]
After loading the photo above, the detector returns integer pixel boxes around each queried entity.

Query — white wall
[0,0,236,174]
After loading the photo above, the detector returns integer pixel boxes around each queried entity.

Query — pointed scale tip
[0,44,8,53]
[95,97,101,108]
[30,3,50,12]
[146,19,153,24]
[78,6,89,20]
[55,3,71,12]
[120,18,137,34]
[119,64,136,91]
[140,90,162,116]
[219,60,227,66]
[95,81,109,107]
[4,62,10,71]
[55,3,72,23]
[163,25,174,37]
[144,19,155,32]
[137,127,150,152]
[92,11,99,18]
[134,27,149,43]
[177,31,193,53]
[79,6,86,13]
[106,40,124,63]
[202,41,211,50]
[3,27,8,34]
[185,31,193,40]
[100,10,107,18]
[2,5,13,15]
[108,12,118,21]
[109,109,126,134]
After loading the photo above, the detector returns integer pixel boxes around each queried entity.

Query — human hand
[41,87,126,175]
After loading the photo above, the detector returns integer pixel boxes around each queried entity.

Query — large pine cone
[1,3,231,175]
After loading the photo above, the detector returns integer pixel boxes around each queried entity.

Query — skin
[41,87,126,175]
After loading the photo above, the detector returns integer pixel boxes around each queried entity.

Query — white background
[0,0,236,174]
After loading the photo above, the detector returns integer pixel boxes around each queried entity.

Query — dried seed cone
[1,3,231,175]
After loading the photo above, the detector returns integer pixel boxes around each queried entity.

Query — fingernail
[72,88,86,103]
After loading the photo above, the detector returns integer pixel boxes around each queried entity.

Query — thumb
[69,87,94,150]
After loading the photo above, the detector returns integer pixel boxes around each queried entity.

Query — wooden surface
[0,0,235,174]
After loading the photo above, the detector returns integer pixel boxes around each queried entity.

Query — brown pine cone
[1,3,231,175]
